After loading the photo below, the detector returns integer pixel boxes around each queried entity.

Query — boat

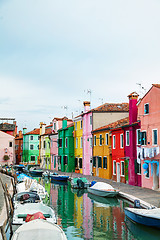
[13,191,42,207]
[11,219,67,240]
[70,177,90,189]
[87,182,119,197]
[124,206,160,228]
[17,173,33,183]
[12,202,57,225]
[50,172,69,182]
[16,179,48,199]
[29,167,43,177]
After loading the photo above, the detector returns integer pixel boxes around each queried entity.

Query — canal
[39,177,160,240]
[7,176,160,240]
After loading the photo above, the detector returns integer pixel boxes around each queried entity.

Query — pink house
[50,117,73,171]
[0,131,15,166]
[138,84,160,190]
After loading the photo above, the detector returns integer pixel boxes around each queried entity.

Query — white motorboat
[13,191,42,207]
[11,219,67,240]
[12,202,56,225]
[87,182,119,197]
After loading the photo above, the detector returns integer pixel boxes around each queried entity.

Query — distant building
[0,131,15,166]
[15,130,23,164]
[0,118,17,136]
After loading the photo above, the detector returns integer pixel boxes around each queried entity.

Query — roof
[58,123,74,131]
[25,128,40,135]
[42,128,53,136]
[92,117,129,133]
[137,84,160,105]
[92,103,129,112]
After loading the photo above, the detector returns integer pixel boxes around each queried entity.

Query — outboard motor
[77,179,85,189]
[134,199,141,208]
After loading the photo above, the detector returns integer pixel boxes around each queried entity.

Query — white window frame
[121,161,125,176]
[99,134,102,146]
[137,129,141,145]
[76,137,78,148]
[141,131,147,146]
[144,103,149,115]
[126,131,130,146]
[80,137,83,148]
[30,135,33,141]
[113,135,116,149]
[113,160,116,175]
[65,137,68,148]
[120,134,124,148]
[80,120,82,129]
[103,156,107,169]
[94,135,96,146]
[152,129,158,145]
[30,144,34,150]
[106,133,109,145]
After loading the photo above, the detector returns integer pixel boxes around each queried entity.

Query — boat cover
[25,212,46,222]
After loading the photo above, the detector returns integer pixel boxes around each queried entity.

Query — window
[121,161,125,176]
[9,142,12,148]
[80,120,82,129]
[120,134,124,148]
[54,156,56,168]
[137,129,141,145]
[76,138,78,148]
[63,156,68,165]
[145,163,149,178]
[65,137,68,148]
[93,157,96,167]
[106,133,109,145]
[37,145,39,149]
[113,160,116,175]
[90,138,92,148]
[103,157,107,169]
[98,156,102,168]
[94,135,96,146]
[126,131,129,146]
[135,159,141,175]
[58,138,62,147]
[75,122,77,130]
[79,158,82,168]
[153,129,158,145]
[80,137,83,148]
[43,141,46,149]
[30,144,34,150]
[90,116,92,125]
[113,135,116,149]
[30,136,33,140]
[141,131,147,145]
[54,122,56,130]
[31,156,35,162]
[99,134,102,146]
[144,103,149,114]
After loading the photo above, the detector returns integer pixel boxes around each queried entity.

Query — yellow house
[92,123,113,179]
[73,115,83,174]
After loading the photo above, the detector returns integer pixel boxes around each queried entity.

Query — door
[153,163,159,190]
[96,157,99,176]
[117,163,120,182]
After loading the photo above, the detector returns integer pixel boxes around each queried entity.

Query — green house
[58,120,75,172]
[22,128,40,164]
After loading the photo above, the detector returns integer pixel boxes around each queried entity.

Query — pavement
[51,170,160,208]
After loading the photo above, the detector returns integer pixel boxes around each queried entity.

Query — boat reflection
[125,217,160,240]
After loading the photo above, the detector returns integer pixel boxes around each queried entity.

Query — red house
[15,130,23,164]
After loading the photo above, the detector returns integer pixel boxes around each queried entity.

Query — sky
[0,0,160,131]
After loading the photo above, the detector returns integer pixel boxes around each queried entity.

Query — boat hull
[87,187,119,197]
[125,208,160,228]
[50,175,69,182]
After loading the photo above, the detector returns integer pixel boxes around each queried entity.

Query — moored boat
[50,172,69,182]
[87,182,119,197]
[29,167,43,177]
[124,206,160,228]
[11,219,67,240]
[13,191,42,207]
[71,177,90,189]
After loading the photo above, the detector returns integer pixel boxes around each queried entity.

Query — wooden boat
[11,219,67,240]
[13,191,42,207]
[12,202,56,225]
[87,182,119,197]
[50,172,69,182]
[29,167,43,177]
[124,207,160,228]
[71,177,90,189]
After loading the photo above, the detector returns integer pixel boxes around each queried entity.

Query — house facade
[22,128,40,164]
[0,131,15,166]
[15,130,23,164]
[138,84,160,190]
[82,101,129,175]
[73,115,83,174]
[58,120,74,172]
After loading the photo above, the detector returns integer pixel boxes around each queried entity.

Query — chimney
[83,101,90,113]
[128,92,139,125]
[23,128,27,135]
[40,122,46,135]
[19,130,23,138]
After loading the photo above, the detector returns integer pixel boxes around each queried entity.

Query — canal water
[7,177,160,240]
[39,177,160,240]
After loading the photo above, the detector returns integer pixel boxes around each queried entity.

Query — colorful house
[50,117,73,171]
[92,125,112,179]
[22,128,40,164]
[15,130,23,164]
[137,84,160,190]
[0,119,17,136]
[58,119,74,172]
[82,101,129,175]
[73,115,83,174]
[0,131,15,166]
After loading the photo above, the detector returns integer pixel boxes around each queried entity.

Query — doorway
[117,163,120,182]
